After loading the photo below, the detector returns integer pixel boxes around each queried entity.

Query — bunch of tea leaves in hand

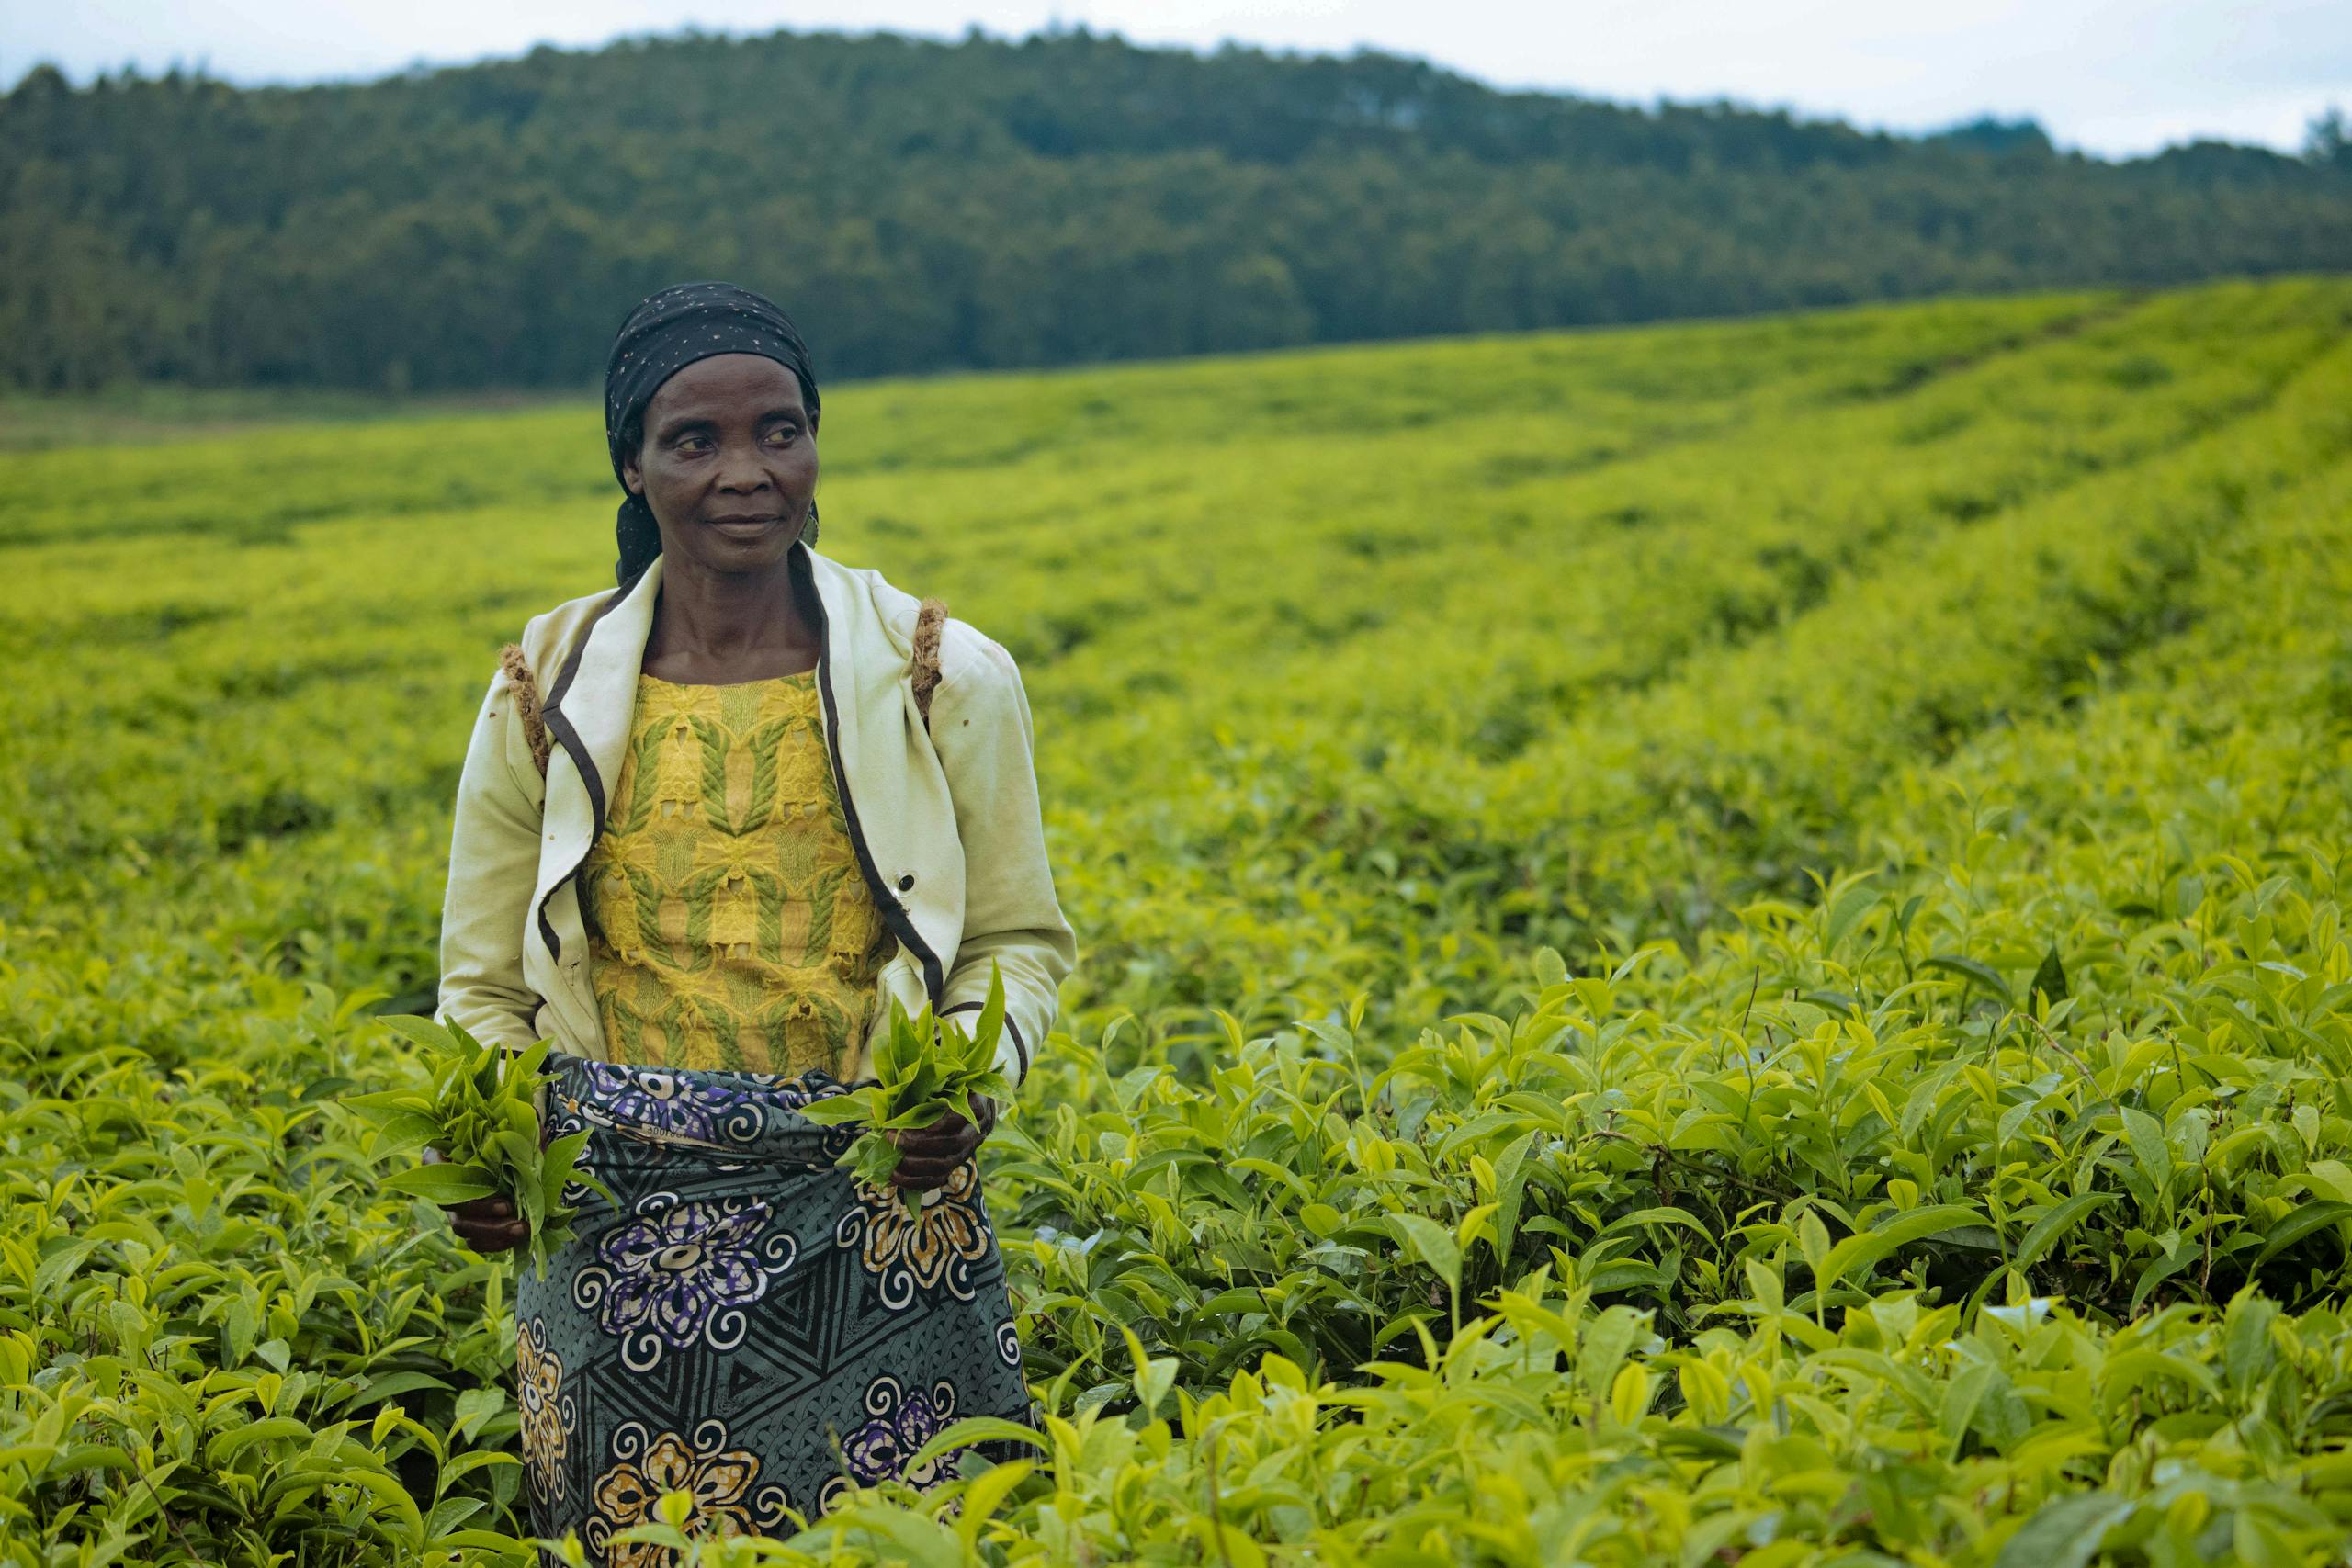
[344,1017,601,1279]
[802,962,1012,1188]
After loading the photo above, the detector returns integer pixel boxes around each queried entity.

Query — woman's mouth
[707,515,782,538]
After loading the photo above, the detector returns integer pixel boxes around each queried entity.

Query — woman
[431,281,1077,1559]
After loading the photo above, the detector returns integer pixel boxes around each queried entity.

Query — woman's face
[623,353,819,578]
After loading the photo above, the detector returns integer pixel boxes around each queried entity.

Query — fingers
[888,1115,983,1190]
[893,1108,968,1145]
[893,1152,978,1189]
[417,1143,531,1250]
[888,1098,1001,1177]
[889,1110,967,1157]
[452,1214,532,1253]
[444,1192,530,1254]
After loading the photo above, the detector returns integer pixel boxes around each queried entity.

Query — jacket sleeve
[436,659,548,1056]
[929,635,1078,1086]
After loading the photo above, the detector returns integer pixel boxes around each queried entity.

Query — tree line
[5,26,2349,393]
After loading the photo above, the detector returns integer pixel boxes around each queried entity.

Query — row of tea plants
[5,276,2351,1562]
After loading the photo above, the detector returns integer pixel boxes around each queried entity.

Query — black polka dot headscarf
[603,280,822,588]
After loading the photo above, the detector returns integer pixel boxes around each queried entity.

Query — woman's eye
[766,426,798,446]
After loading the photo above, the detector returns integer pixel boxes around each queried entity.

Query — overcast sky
[8,1,2347,160]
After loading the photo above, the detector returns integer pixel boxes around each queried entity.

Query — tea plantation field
[7,275,2352,1565]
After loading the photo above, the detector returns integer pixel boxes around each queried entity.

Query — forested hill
[6,27,2350,393]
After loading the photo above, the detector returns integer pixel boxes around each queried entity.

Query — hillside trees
[4,30,2350,393]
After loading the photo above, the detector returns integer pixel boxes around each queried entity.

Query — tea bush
[5,276,2351,1563]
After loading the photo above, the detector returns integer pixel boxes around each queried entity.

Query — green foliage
[5,30,2351,395]
[344,1020,604,1280]
[800,963,1014,1188]
[0,980,535,1564]
[534,1279,2352,1567]
[5,279,2352,1561]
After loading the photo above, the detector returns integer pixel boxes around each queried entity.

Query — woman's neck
[642,552,821,682]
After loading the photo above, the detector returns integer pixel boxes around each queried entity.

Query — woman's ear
[620,451,645,496]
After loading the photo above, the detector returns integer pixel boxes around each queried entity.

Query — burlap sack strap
[910,596,948,725]
[500,642,552,778]
[497,594,951,780]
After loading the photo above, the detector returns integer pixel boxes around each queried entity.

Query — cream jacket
[435,536,1077,1087]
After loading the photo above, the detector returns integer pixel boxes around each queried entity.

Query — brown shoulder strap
[500,642,551,776]
[911,597,947,729]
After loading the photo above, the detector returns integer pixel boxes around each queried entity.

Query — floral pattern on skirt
[516,1050,1034,1562]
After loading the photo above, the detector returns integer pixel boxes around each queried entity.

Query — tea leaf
[1922,954,2014,1006]
[2010,1191,2112,1272]
[1994,1493,2136,1568]
[2249,1201,2352,1271]
[1385,1212,1462,1297]
[380,1164,501,1205]
[1815,1204,1982,1299]
[2029,943,2069,1008]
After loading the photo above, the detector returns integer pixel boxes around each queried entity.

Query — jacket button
[897,873,915,891]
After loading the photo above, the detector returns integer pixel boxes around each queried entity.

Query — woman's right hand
[421,1145,532,1254]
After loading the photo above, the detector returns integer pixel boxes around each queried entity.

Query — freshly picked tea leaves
[345,1017,605,1279]
[802,961,1013,1189]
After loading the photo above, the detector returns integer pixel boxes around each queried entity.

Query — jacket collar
[541,537,844,841]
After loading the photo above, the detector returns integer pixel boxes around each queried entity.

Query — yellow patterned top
[580,671,895,1077]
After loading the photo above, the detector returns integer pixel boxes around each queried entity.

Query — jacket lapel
[531,558,662,964]
[524,541,964,1054]
[797,541,959,1003]
[556,554,664,828]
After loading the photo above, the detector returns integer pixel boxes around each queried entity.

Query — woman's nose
[715,455,773,492]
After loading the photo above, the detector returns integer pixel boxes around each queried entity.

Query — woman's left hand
[888,1095,997,1190]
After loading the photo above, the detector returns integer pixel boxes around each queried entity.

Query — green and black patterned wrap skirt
[513,1051,1034,1561]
